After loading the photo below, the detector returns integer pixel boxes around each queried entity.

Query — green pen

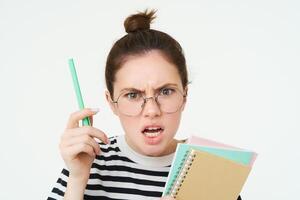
[68,58,91,126]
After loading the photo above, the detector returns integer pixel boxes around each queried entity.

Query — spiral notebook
[163,143,254,197]
[186,135,257,167]
[168,149,251,200]
[163,136,257,200]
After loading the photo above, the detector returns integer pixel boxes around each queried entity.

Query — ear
[181,86,188,111]
[105,90,119,116]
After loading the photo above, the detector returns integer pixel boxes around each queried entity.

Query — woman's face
[107,50,186,156]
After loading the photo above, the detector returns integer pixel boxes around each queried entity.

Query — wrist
[64,175,89,200]
[68,173,89,185]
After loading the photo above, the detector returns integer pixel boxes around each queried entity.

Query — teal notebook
[163,143,254,196]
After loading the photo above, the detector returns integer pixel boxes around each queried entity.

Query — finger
[89,116,93,126]
[66,108,99,129]
[63,143,95,159]
[64,126,109,144]
[63,134,101,155]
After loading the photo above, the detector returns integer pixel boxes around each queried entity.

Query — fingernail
[90,108,99,113]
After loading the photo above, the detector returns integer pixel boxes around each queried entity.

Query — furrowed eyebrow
[156,83,179,91]
[119,83,179,94]
[119,88,143,94]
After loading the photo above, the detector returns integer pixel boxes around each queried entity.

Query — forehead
[114,50,182,92]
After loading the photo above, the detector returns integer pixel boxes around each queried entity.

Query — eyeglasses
[112,87,187,116]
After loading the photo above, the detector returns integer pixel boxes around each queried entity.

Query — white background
[0,0,299,199]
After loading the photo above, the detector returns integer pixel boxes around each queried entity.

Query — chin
[141,145,167,157]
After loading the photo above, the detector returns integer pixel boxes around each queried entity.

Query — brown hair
[105,9,188,99]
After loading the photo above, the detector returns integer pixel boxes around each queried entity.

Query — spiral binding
[168,149,197,198]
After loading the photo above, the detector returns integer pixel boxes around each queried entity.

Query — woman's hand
[59,108,108,181]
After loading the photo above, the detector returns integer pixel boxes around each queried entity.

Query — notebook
[163,143,254,196]
[187,135,258,167]
[163,136,257,200]
[169,149,252,200]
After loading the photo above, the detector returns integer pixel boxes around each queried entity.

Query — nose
[141,97,161,118]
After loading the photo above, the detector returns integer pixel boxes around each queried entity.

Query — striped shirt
[48,135,242,200]
[48,135,174,200]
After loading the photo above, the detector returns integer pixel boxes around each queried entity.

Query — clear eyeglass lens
[117,92,143,116]
[116,88,184,116]
[157,89,183,113]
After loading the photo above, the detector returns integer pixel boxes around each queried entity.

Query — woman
[48,9,240,200]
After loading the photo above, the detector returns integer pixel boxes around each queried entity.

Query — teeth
[143,128,161,133]
[143,127,163,137]
[147,127,160,130]
[144,131,161,137]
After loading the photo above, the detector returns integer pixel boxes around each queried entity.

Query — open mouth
[142,127,164,137]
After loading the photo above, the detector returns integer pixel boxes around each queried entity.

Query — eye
[160,88,175,96]
[124,92,140,100]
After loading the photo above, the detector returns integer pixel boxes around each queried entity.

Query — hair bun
[124,9,156,33]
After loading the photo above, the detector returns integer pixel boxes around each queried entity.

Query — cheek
[164,112,182,132]
[118,115,140,134]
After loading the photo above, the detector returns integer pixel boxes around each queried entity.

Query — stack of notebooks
[163,135,257,200]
